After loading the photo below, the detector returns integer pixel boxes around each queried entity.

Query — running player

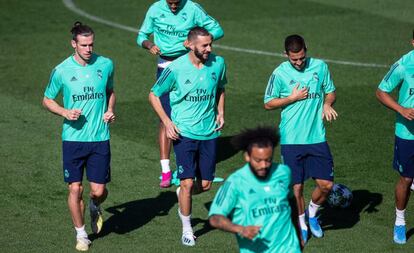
[209,126,302,252]
[376,32,414,244]
[264,34,338,243]
[149,27,226,246]
[137,0,224,187]
[42,22,116,251]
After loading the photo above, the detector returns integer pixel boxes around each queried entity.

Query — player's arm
[376,89,414,120]
[137,7,160,55]
[194,3,224,40]
[322,91,338,122]
[149,92,180,140]
[264,84,308,110]
[42,97,81,121]
[209,215,261,240]
[215,88,225,131]
[103,88,116,123]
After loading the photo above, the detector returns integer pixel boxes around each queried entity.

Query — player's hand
[288,84,308,102]
[164,120,180,140]
[214,114,224,131]
[63,109,82,121]
[103,110,116,123]
[149,45,161,55]
[238,226,261,240]
[399,107,414,121]
[322,104,338,122]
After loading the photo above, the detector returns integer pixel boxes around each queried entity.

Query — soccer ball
[327,183,353,208]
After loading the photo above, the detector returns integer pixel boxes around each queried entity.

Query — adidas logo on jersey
[248,189,256,194]
[185,79,192,85]
[70,76,78,82]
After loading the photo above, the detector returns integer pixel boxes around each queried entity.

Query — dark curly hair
[231,126,280,154]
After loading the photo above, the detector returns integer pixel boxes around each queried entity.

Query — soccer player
[42,22,116,251]
[376,32,414,244]
[137,0,224,188]
[209,126,302,252]
[149,26,226,246]
[264,34,338,243]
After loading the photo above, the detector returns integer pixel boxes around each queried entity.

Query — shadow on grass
[320,189,382,231]
[193,201,214,238]
[89,191,177,240]
[216,135,239,163]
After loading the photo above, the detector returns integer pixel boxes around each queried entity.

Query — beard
[248,163,270,180]
[194,48,209,62]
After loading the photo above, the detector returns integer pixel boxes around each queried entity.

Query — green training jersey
[378,50,414,140]
[137,0,224,57]
[151,53,226,140]
[209,163,300,253]
[44,54,114,142]
[264,58,336,145]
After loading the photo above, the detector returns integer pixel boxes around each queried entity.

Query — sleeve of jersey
[378,62,404,93]
[44,68,62,99]
[107,60,114,90]
[208,179,238,217]
[137,8,154,47]
[194,3,224,40]
[263,73,280,103]
[218,60,227,89]
[151,67,175,97]
[322,63,336,94]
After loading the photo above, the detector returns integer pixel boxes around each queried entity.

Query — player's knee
[399,177,413,186]
[319,181,333,193]
[68,183,83,197]
[90,186,106,199]
[181,180,194,193]
[201,181,212,192]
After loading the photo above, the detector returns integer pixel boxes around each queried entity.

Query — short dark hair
[285,34,306,54]
[231,126,280,154]
[187,26,211,41]
[71,21,94,41]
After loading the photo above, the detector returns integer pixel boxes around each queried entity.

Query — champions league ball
[327,183,353,208]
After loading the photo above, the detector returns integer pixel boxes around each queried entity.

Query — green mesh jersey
[209,163,300,253]
[137,0,224,57]
[264,58,336,145]
[151,53,226,140]
[44,54,114,142]
[378,50,414,140]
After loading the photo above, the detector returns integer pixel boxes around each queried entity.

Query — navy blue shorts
[62,141,111,184]
[393,136,414,178]
[157,67,171,118]
[173,136,217,181]
[281,142,334,184]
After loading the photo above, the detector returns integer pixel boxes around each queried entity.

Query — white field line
[63,0,389,68]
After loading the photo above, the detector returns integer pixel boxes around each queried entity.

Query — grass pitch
[1,0,413,252]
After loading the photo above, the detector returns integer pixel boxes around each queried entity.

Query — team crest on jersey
[276,180,286,189]
[289,80,296,86]
[181,13,187,21]
[312,72,319,81]
[211,72,217,82]
[97,69,102,79]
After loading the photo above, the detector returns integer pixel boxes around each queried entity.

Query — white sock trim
[299,213,307,230]
[395,208,406,226]
[75,225,88,239]
[308,200,320,218]
[160,159,170,173]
